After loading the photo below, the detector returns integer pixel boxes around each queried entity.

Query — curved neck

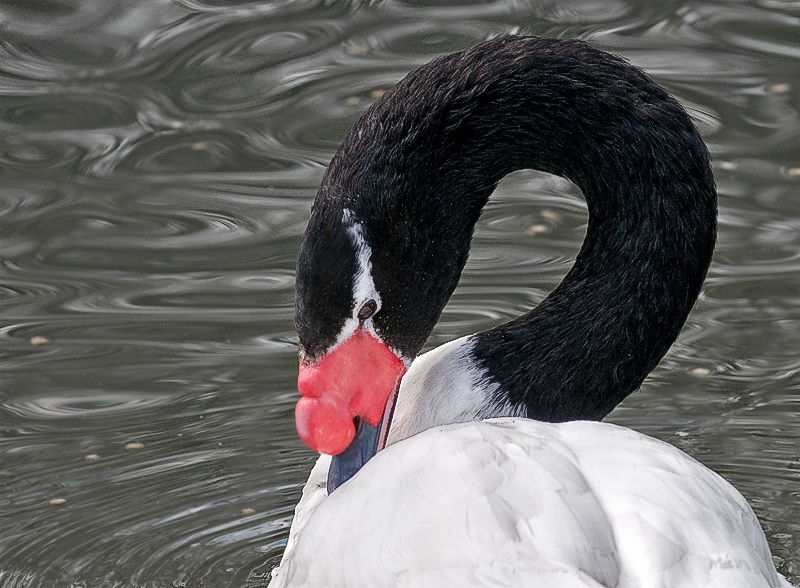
[322,36,717,420]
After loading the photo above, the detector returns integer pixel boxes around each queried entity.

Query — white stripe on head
[332,209,384,347]
[344,209,382,314]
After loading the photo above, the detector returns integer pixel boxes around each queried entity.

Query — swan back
[270,420,789,588]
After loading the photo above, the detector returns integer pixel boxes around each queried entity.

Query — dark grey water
[0,1,798,586]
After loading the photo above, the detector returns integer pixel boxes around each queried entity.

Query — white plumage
[270,418,791,587]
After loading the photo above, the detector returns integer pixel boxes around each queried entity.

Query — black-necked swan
[269,36,792,587]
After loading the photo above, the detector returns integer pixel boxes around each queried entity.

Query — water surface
[1,1,799,586]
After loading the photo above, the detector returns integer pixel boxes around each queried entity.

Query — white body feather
[270,418,792,588]
[387,336,523,444]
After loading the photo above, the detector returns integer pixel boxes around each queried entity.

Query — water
[1,0,798,585]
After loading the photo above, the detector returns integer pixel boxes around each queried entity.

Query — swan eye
[357,299,377,321]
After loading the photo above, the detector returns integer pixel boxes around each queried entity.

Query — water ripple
[2,391,171,420]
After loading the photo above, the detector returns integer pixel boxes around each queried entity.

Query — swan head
[295,194,462,492]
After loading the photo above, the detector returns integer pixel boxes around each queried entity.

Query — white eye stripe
[330,209,382,347]
[343,209,382,316]
[332,209,410,366]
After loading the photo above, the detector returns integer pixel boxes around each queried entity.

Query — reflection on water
[1,0,798,586]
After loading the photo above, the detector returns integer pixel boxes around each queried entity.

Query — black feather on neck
[297,36,716,420]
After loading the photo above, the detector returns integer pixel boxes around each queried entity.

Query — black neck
[320,36,717,420]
